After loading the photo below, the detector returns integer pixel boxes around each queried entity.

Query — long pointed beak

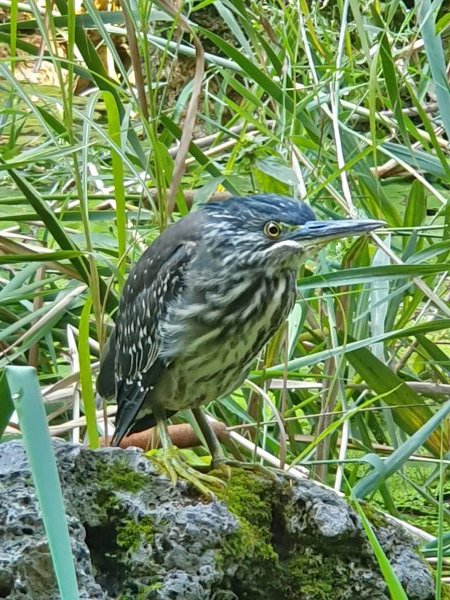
[292,218,384,244]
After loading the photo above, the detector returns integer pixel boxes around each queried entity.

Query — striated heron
[97,194,382,492]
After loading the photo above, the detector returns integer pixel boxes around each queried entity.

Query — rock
[0,440,435,599]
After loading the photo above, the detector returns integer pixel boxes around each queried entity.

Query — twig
[269,378,450,397]
[244,379,288,471]
[168,122,273,157]
[371,232,450,318]
[28,265,46,367]
[156,0,205,215]
[329,0,355,217]
[119,0,149,120]
[0,285,87,360]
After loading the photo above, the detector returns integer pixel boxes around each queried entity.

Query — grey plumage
[97,194,382,446]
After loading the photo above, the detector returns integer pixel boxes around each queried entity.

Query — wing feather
[109,241,196,445]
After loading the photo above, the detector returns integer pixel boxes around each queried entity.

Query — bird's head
[201,194,383,272]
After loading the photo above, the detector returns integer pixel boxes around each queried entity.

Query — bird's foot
[211,457,279,481]
[146,446,227,499]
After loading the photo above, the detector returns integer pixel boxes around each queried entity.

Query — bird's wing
[110,237,197,445]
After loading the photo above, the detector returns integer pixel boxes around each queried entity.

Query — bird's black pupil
[267,222,280,237]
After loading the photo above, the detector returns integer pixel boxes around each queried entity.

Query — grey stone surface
[0,440,435,599]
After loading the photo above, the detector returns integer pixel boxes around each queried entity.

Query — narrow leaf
[346,345,446,456]
[78,296,99,449]
[0,372,15,440]
[299,263,449,290]
[354,400,450,497]
[352,498,409,599]
[4,366,79,598]
[417,0,450,141]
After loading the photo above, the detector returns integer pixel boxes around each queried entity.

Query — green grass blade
[0,251,83,264]
[298,263,450,290]
[423,533,450,558]
[417,0,450,141]
[0,372,15,440]
[78,296,99,449]
[1,164,116,312]
[381,141,449,178]
[0,293,79,345]
[160,114,241,195]
[102,90,127,288]
[352,497,408,599]
[379,32,410,148]
[4,366,79,599]
[354,401,450,498]
[434,438,446,599]
[0,11,129,33]
[261,318,450,376]
[346,345,446,457]
[1,163,90,281]
[52,0,145,164]
[0,263,41,300]
[198,27,293,113]
[403,181,426,228]
[406,240,450,264]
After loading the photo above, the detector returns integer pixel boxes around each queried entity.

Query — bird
[97,194,383,492]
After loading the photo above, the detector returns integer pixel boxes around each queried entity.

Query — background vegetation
[0,0,449,595]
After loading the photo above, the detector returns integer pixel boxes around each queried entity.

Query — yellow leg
[191,408,225,464]
[146,414,226,498]
[192,409,276,481]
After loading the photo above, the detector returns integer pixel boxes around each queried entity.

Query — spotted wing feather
[103,215,202,446]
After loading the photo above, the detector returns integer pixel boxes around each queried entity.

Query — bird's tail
[110,386,145,446]
[111,405,177,446]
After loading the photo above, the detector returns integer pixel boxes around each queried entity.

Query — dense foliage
[0,0,449,594]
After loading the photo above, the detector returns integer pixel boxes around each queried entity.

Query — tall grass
[0,0,449,593]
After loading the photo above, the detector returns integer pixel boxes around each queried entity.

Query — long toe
[147,446,227,498]
[211,457,279,481]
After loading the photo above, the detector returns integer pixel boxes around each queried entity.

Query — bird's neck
[192,263,297,311]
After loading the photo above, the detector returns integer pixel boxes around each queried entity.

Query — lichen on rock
[0,440,437,599]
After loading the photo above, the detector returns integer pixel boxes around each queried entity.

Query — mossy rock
[0,441,436,599]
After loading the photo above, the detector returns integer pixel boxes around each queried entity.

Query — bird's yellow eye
[264,221,282,239]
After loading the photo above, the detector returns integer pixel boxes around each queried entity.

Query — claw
[211,457,279,481]
[146,446,227,498]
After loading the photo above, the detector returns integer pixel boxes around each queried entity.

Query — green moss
[361,503,389,529]
[100,458,149,494]
[92,460,434,599]
[441,583,450,600]
[213,469,352,598]
[93,457,156,556]
[217,468,275,550]
[212,468,369,599]
[116,515,155,551]
[93,456,149,518]
[135,582,163,600]
[281,552,348,600]
[220,468,275,551]
[118,585,162,600]
[214,468,279,597]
